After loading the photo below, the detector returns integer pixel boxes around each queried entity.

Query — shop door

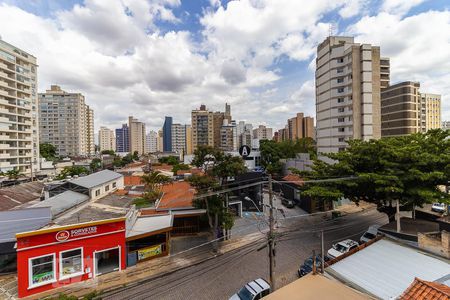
[95,248,120,276]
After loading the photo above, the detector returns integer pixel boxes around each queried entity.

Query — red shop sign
[55,230,70,242]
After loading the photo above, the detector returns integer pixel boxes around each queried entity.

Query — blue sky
[0,0,449,132]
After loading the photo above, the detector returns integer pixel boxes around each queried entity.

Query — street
[102,208,388,300]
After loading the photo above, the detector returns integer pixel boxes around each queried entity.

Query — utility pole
[268,174,275,290]
[396,199,401,233]
[321,230,325,273]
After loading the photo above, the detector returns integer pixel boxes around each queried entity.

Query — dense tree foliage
[158,156,179,165]
[40,143,57,161]
[140,170,172,203]
[89,158,102,172]
[56,166,88,180]
[100,150,115,155]
[172,163,190,174]
[294,130,450,218]
[260,138,316,175]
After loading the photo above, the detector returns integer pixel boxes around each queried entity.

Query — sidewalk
[14,232,264,300]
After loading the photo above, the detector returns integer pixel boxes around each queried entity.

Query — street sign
[239,145,251,157]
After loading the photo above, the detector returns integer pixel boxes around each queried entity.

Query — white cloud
[339,0,368,18]
[381,0,428,16]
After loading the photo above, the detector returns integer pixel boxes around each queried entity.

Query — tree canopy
[56,166,88,180]
[294,129,450,216]
[260,138,316,175]
[40,143,57,161]
[158,156,179,165]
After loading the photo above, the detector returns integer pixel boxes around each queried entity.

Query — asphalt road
[103,209,388,300]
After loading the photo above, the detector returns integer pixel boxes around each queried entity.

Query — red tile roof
[282,174,304,186]
[124,175,143,186]
[399,278,450,300]
[157,181,195,210]
[152,164,173,172]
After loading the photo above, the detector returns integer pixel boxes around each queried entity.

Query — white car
[327,239,359,259]
[431,203,446,213]
[229,278,271,300]
[359,225,380,244]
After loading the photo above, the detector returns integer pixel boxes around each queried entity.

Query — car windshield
[433,203,444,207]
[237,286,254,300]
[363,232,376,240]
[333,244,348,253]
[304,258,313,267]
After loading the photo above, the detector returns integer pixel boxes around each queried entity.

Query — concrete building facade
[171,123,186,154]
[253,125,273,141]
[0,39,39,174]
[146,130,158,153]
[39,85,94,157]
[98,127,115,152]
[220,120,237,151]
[128,116,145,155]
[421,93,441,131]
[115,124,129,153]
[162,116,172,152]
[315,36,388,153]
[185,125,193,155]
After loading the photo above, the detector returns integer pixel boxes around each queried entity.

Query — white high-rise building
[98,127,116,152]
[171,123,186,154]
[315,36,387,154]
[128,116,146,155]
[146,130,158,153]
[39,85,95,157]
[0,39,39,174]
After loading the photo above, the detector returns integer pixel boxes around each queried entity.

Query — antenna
[328,22,337,37]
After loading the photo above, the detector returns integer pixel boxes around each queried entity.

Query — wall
[89,177,124,200]
[418,231,450,259]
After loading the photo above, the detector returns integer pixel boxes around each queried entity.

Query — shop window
[30,254,55,287]
[60,248,83,279]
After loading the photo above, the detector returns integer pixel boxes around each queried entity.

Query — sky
[0,0,449,133]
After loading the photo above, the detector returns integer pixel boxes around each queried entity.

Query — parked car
[359,225,380,244]
[431,203,446,213]
[229,278,271,300]
[281,198,295,208]
[298,255,330,277]
[327,239,359,259]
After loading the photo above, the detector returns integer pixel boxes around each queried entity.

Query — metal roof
[0,207,51,243]
[126,214,173,239]
[32,190,89,216]
[328,239,450,299]
[70,169,123,189]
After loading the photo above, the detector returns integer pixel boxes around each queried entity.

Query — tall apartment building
[253,125,273,140]
[237,121,253,148]
[0,39,39,174]
[115,124,129,153]
[39,85,94,157]
[421,93,441,131]
[146,130,158,153]
[191,104,231,150]
[315,36,388,153]
[220,119,237,151]
[162,116,172,152]
[171,123,186,154]
[157,129,163,152]
[287,113,314,140]
[128,116,146,155]
[442,121,450,131]
[381,81,421,137]
[98,126,116,152]
[185,125,193,155]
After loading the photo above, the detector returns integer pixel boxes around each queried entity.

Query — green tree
[90,158,102,172]
[159,156,180,165]
[140,171,172,203]
[101,150,115,155]
[6,169,21,180]
[40,143,57,160]
[132,151,139,160]
[56,166,88,180]
[295,129,450,220]
[172,163,190,174]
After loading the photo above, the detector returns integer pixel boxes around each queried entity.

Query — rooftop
[0,181,44,211]
[127,214,173,240]
[70,169,122,189]
[0,207,51,243]
[399,277,450,300]
[281,174,304,186]
[327,238,450,299]
[157,181,195,210]
[31,190,89,216]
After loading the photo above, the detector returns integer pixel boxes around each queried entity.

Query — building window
[338,118,345,123]
[338,137,345,142]
[337,68,344,73]
[60,248,83,279]
[95,189,100,196]
[338,127,345,132]
[338,147,346,152]
[338,108,345,113]
[105,185,110,192]
[337,78,344,83]
[30,254,55,287]
[337,98,344,103]
[337,88,345,93]
[337,58,344,63]
[112,182,117,188]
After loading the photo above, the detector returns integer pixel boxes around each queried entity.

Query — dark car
[281,198,295,208]
[298,255,329,277]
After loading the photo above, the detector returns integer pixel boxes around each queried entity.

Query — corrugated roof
[127,214,173,239]
[70,169,122,189]
[0,207,51,242]
[328,239,450,299]
[0,181,44,211]
[399,277,450,300]
[32,191,89,216]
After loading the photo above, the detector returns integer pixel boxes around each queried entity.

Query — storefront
[16,218,126,298]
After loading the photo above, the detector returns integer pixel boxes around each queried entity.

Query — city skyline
[0,0,448,132]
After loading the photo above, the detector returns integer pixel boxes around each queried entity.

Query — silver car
[229,278,271,300]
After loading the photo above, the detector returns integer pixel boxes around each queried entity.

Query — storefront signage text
[137,244,162,261]
[55,226,98,242]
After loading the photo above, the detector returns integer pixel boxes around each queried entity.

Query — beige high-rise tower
[421,93,441,131]
[39,85,94,157]
[0,39,39,174]
[98,127,116,152]
[315,36,389,153]
[128,116,146,155]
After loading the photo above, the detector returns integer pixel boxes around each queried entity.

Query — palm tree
[140,171,171,194]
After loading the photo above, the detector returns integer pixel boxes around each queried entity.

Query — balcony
[0,144,10,150]
[0,161,11,168]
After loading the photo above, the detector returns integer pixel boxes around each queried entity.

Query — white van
[359,225,380,244]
